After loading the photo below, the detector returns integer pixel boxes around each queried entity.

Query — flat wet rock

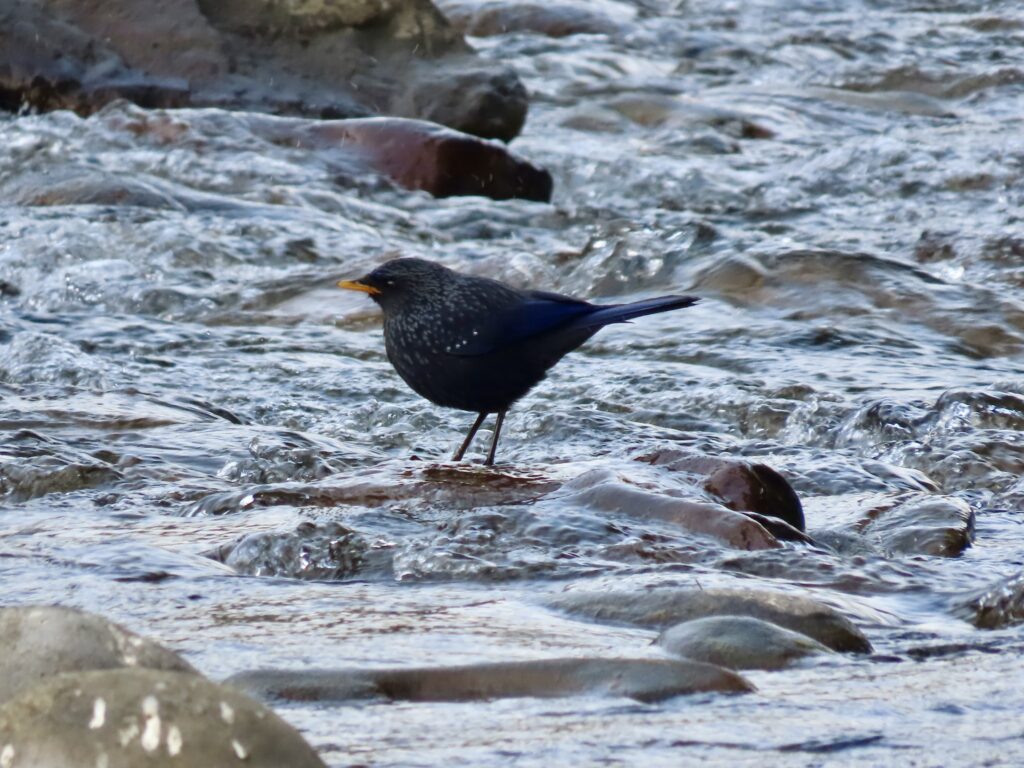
[0,668,325,768]
[229,657,753,704]
[190,460,559,516]
[657,616,832,670]
[547,589,872,653]
[0,606,195,705]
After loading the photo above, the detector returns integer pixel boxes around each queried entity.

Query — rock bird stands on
[339,258,698,465]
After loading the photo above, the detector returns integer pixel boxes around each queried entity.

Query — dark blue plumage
[339,258,698,465]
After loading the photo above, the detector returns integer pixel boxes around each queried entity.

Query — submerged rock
[604,94,774,139]
[7,108,552,203]
[0,669,326,768]
[0,0,528,141]
[547,589,872,652]
[816,491,975,557]
[250,115,553,200]
[565,471,781,551]
[229,657,753,704]
[657,616,832,670]
[0,167,186,210]
[211,521,394,581]
[0,605,195,705]
[856,493,975,557]
[954,572,1024,630]
[638,449,806,533]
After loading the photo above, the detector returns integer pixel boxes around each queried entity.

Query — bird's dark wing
[449,290,596,356]
[449,290,700,357]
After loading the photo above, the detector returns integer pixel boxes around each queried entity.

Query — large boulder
[0,605,195,705]
[0,0,528,141]
[0,669,326,768]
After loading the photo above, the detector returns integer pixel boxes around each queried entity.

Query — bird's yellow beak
[337,279,381,296]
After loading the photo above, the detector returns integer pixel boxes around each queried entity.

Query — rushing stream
[2,0,1024,764]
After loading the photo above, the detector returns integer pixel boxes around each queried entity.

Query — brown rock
[45,0,227,80]
[280,116,552,200]
[637,449,806,534]
[954,572,1024,630]
[0,0,530,141]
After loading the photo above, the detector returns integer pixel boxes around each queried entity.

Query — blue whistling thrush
[339,258,698,465]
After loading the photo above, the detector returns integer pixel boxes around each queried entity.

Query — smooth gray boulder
[0,668,326,768]
[229,657,754,704]
[546,589,872,653]
[657,616,832,670]
[0,605,196,705]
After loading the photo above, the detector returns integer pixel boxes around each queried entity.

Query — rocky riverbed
[2,0,1024,765]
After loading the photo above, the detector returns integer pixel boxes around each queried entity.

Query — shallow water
[2,0,1024,764]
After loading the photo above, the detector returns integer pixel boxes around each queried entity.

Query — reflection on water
[2,0,1024,764]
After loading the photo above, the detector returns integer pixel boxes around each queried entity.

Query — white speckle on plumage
[89,697,106,729]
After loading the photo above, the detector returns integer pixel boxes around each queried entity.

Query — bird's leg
[453,412,487,462]
[484,410,507,467]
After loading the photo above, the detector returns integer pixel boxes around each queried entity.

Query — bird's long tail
[566,295,699,330]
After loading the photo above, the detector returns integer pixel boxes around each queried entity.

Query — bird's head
[337,257,450,313]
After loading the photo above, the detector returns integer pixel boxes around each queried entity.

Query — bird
[338,258,698,466]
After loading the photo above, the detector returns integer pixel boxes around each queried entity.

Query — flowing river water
[2,0,1024,764]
